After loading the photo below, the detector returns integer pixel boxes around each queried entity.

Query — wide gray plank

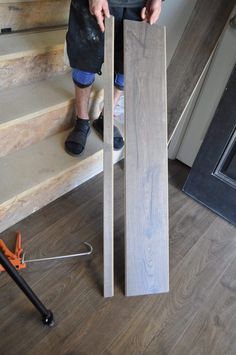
[103,16,114,298]
[124,21,169,296]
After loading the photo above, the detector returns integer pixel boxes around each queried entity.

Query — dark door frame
[183,64,236,226]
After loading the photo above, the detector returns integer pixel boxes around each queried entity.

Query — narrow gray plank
[103,16,114,298]
[124,21,169,296]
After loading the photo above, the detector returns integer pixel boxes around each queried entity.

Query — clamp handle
[0,232,26,272]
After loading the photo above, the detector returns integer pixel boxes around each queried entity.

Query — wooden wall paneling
[157,0,197,66]
[168,51,214,159]
[103,16,114,298]
[177,6,236,166]
[124,21,169,296]
[0,0,70,32]
[167,0,236,143]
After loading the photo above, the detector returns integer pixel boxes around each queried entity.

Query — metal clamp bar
[22,242,93,264]
[0,249,54,326]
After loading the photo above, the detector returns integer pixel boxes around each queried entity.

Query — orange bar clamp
[0,232,26,272]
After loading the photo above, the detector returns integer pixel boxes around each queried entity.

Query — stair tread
[0,71,105,128]
[0,129,104,204]
[0,28,66,59]
[0,114,124,206]
[0,72,74,126]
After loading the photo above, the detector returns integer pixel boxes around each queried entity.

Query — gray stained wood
[124,21,169,296]
[167,0,236,142]
[103,16,115,298]
[1,161,236,354]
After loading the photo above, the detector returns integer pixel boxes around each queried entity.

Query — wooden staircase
[0,2,124,233]
[0,0,70,32]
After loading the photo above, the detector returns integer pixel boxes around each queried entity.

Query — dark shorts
[66,0,143,75]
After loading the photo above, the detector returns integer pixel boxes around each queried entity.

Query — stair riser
[0,152,122,233]
[0,47,68,89]
[0,102,74,158]
[0,1,70,32]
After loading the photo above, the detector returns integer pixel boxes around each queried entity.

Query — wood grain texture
[107,218,236,354]
[0,103,74,156]
[0,28,66,59]
[167,0,235,142]
[0,48,67,89]
[0,72,103,157]
[170,258,236,355]
[0,28,67,89]
[168,50,214,160]
[103,16,114,298]
[0,130,123,233]
[0,72,73,124]
[177,10,236,166]
[141,217,236,355]
[1,161,236,355]
[124,21,169,296]
[0,1,69,32]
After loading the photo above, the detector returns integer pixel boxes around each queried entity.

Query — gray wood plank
[124,21,169,296]
[103,16,114,298]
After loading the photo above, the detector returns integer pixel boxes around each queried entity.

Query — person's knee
[114,73,125,91]
[72,68,95,88]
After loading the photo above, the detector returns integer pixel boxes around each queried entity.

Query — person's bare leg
[101,86,123,115]
[75,84,93,119]
[73,84,122,123]
[93,85,124,150]
[114,86,123,110]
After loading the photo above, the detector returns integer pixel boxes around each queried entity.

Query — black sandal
[65,117,91,156]
[92,114,124,150]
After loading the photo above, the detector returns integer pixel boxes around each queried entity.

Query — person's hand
[88,0,110,32]
[141,0,162,25]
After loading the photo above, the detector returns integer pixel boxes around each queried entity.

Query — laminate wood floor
[0,159,236,355]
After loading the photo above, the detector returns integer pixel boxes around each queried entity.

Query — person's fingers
[103,3,110,18]
[94,9,105,32]
[150,12,157,25]
[141,7,147,20]
[149,6,161,25]
[89,1,96,15]
[97,17,105,32]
